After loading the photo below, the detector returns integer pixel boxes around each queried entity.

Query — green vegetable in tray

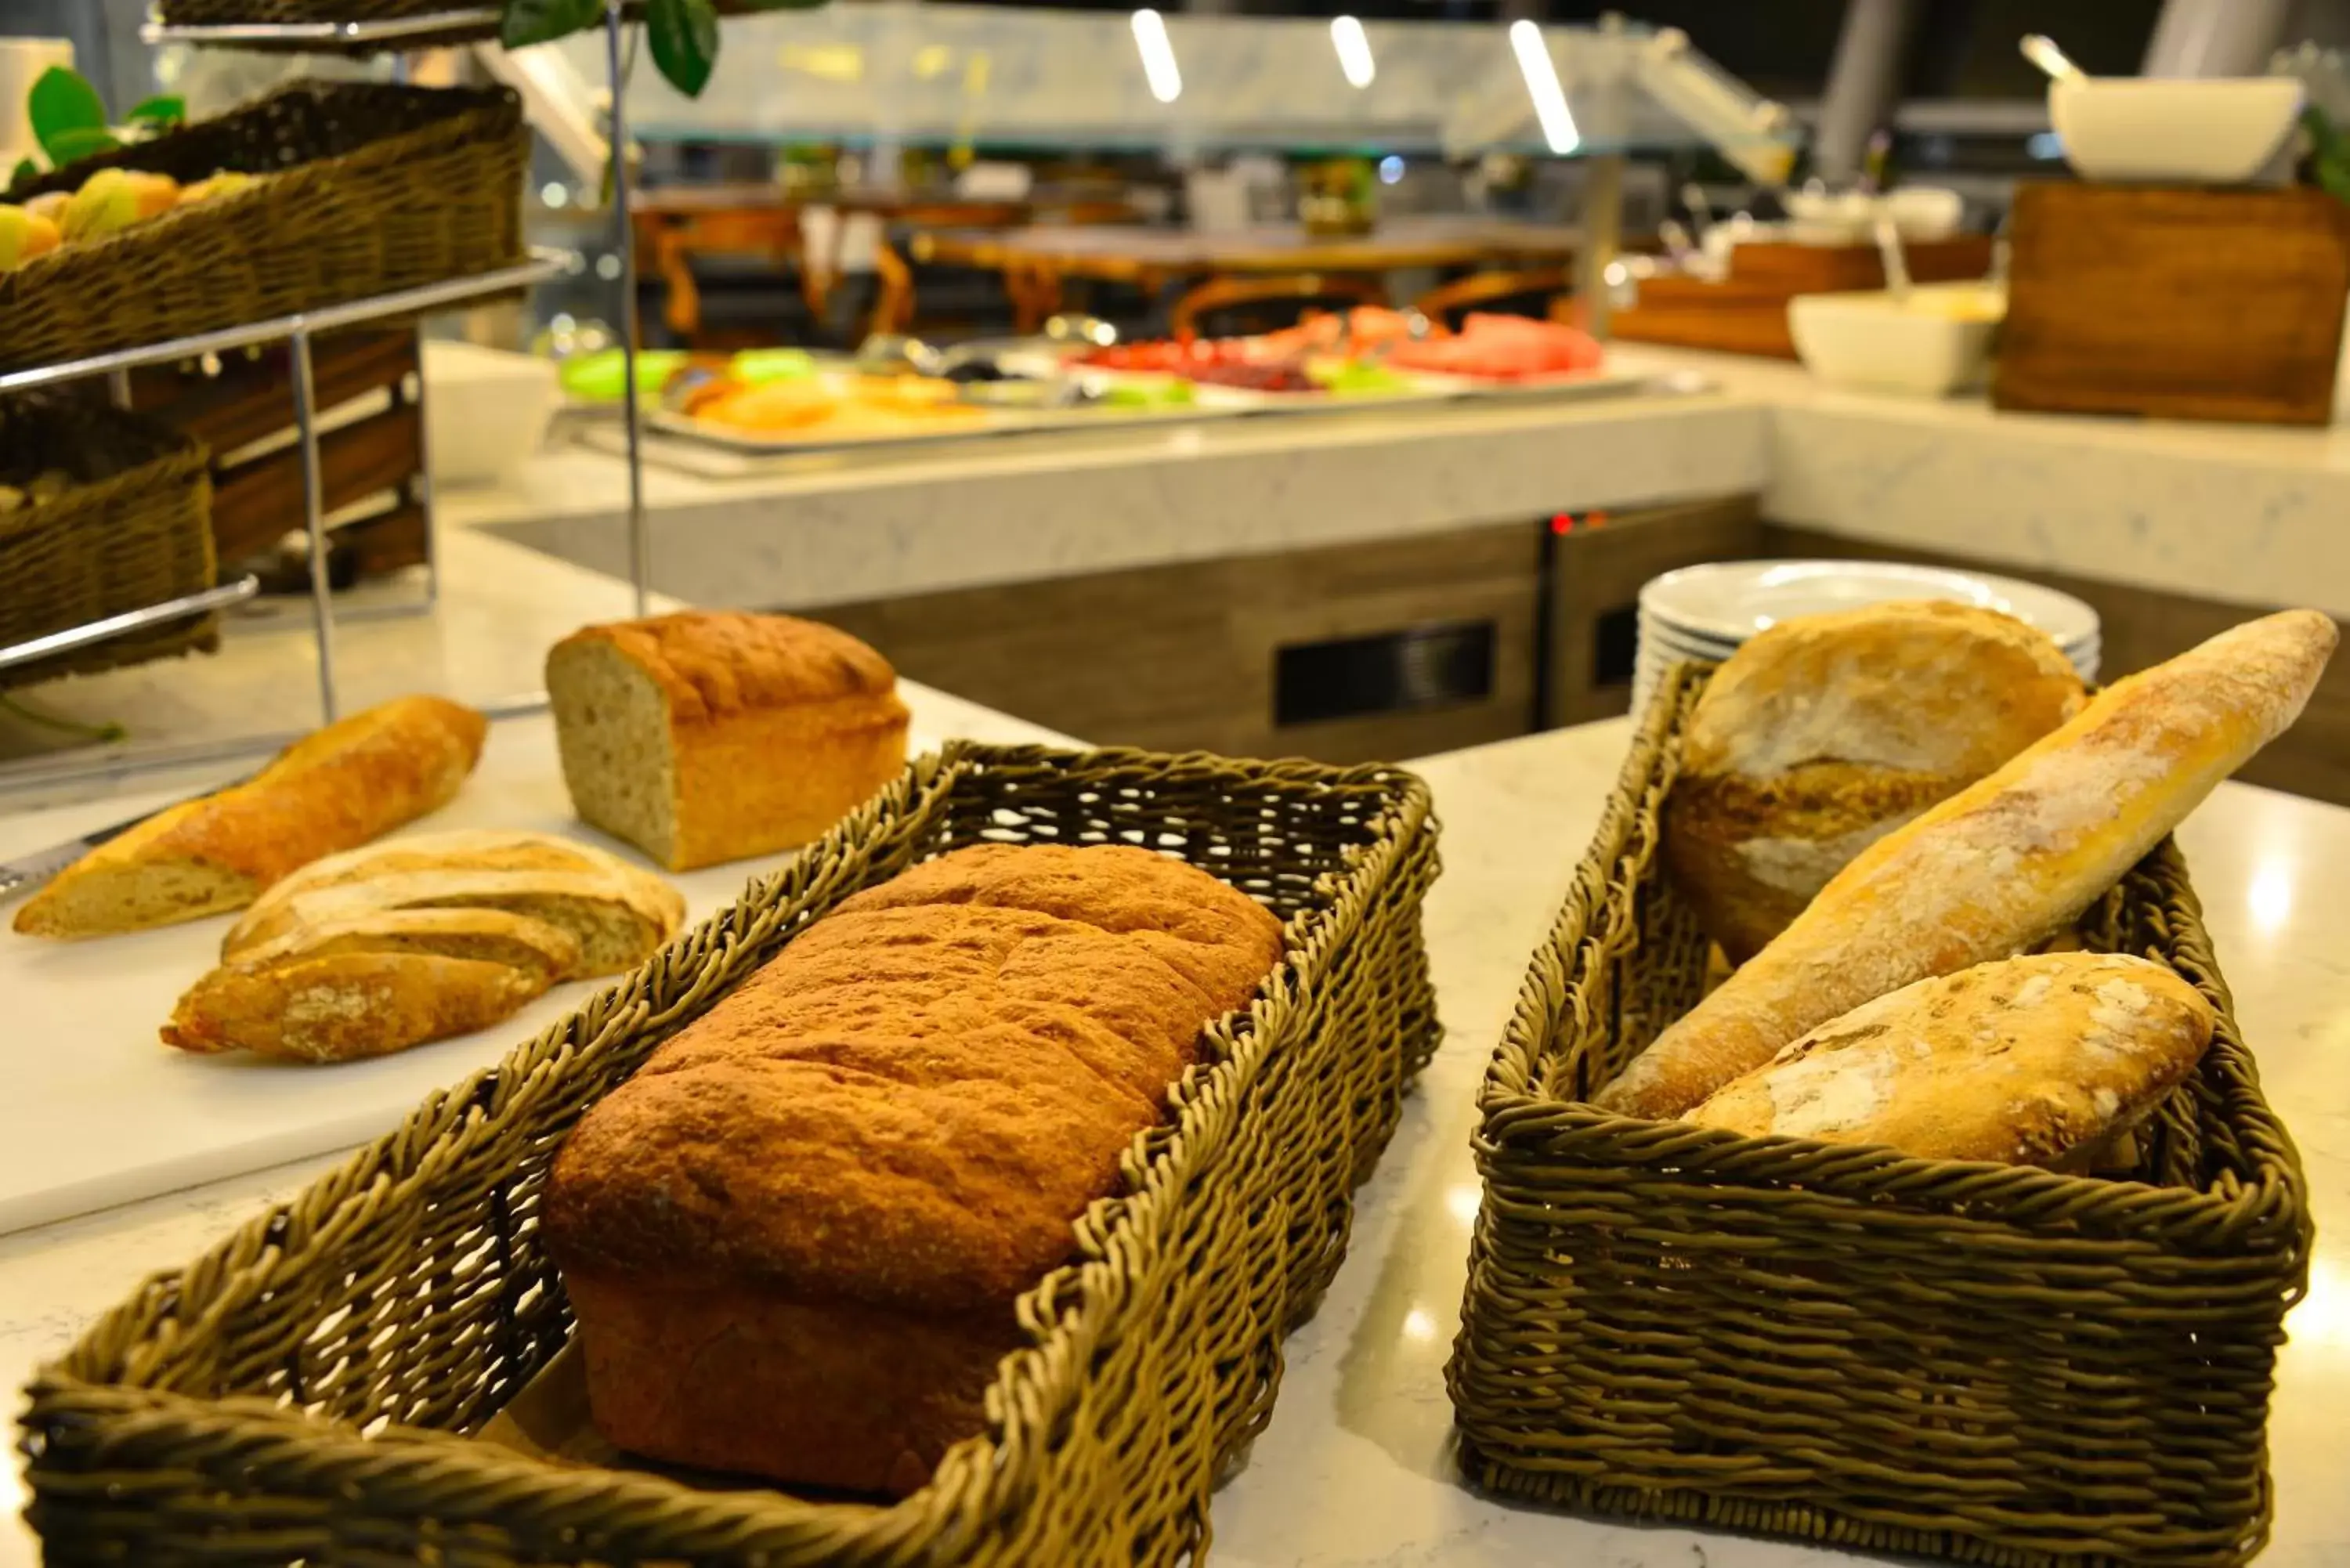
[731,348,819,385]
[1310,360,1416,397]
[1101,378,1195,409]
[559,349,688,403]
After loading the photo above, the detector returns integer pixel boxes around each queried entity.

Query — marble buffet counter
[5,717,2345,1568]
[450,345,2350,623]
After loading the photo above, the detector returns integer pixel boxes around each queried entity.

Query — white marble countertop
[5,717,2344,1567]
[443,346,2350,621]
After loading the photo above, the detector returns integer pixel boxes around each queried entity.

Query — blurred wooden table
[910,216,1584,330]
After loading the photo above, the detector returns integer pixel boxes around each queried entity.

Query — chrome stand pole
[411,321,441,611]
[1575,152,1625,341]
[607,0,651,616]
[289,324,339,724]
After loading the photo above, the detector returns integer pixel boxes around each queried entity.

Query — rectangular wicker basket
[1448,666,2312,1568]
[0,395,218,689]
[0,81,527,372]
[24,740,1440,1566]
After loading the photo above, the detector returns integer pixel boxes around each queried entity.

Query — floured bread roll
[1685,951,2215,1167]
[1664,600,2085,962]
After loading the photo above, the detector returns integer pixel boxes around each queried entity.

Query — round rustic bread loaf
[1662,599,2085,963]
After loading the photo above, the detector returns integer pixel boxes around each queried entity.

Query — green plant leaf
[125,95,186,127]
[646,0,721,98]
[9,157,39,193]
[28,66,107,164]
[44,125,121,165]
[501,0,604,49]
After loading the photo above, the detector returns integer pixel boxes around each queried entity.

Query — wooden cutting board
[1614,236,1995,359]
[1995,182,2350,425]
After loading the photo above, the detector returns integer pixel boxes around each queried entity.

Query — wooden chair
[1170,273,1388,341]
[1413,266,1573,331]
[646,206,820,348]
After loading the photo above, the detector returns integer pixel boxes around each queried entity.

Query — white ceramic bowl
[422,340,561,487]
[2049,76,2305,185]
[1788,283,2005,398]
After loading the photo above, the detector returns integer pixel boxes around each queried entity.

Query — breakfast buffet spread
[6,583,2336,1565]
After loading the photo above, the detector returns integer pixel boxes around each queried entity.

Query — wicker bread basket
[24,740,1440,1566]
[0,81,527,372]
[1448,665,2311,1568]
[0,396,218,689]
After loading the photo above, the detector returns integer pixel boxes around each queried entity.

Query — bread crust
[540,843,1286,1494]
[13,695,486,938]
[1600,608,2336,1120]
[1663,602,2084,961]
[1684,952,2217,1165]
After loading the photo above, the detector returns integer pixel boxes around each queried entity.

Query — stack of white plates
[1633,560,2102,715]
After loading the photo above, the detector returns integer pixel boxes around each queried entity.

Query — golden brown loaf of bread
[1597,608,2336,1121]
[541,843,1285,1496]
[13,695,486,938]
[547,611,911,871]
[1684,952,2216,1166]
[1664,602,2085,961]
[163,829,684,1063]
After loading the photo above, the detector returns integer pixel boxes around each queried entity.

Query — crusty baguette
[1684,952,2216,1166]
[13,695,486,938]
[1596,609,2336,1119]
[164,829,683,1064]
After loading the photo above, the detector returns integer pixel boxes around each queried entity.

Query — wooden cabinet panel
[815,517,1546,765]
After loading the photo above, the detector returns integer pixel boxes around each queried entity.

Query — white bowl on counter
[2049,76,2305,185]
[1788,282,2005,398]
[421,340,562,488]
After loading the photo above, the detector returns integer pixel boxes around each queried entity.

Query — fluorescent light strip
[1131,9,1183,104]
[1508,19,1580,155]
[1331,15,1376,89]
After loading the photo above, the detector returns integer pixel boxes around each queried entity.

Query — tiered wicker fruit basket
[24,740,1441,1566]
[1448,665,2311,1568]
[0,80,528,373]
[0,396,217,688]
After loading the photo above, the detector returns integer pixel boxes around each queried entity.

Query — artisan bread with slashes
[163,829,683,1063]
[1664,601,2084,962]
[540,842,1285,1497]
[1684,952,2216,1166]
[1598,609,2336,1120]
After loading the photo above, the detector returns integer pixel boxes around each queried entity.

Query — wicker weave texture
[24,741,1440,1566]
[0,81,527,372]
[1446,667,2312,1568]
[0,395,218,688]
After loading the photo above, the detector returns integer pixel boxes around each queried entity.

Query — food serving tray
[25,740,1441,1566]
[1447,665,2309,1567]
[642,365,1668,457]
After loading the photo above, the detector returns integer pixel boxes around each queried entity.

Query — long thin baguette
[1595,609,2337,1120]
[13,695,487,939]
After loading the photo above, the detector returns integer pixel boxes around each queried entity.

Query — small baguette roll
[164,953,550,1062]
[1684,952,2216,1166]
[14,695,486,938]
[1597,609,2336,1120]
